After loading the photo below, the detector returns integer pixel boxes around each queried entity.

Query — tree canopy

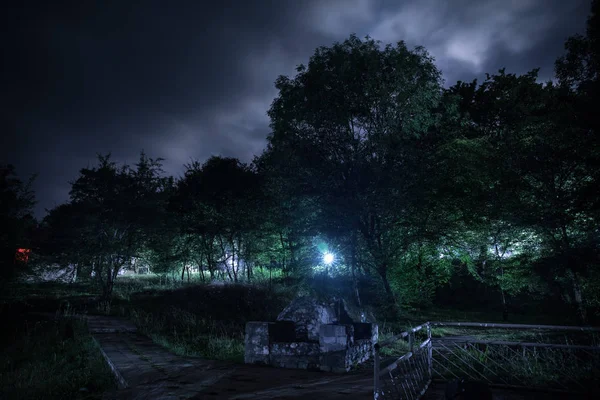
[23,2,600,323]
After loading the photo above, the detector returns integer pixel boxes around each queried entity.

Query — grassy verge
[434,343,600,392]
[415,306,581,326]
[121,281,295,362]
[0,313,116,399]
[129,306,245,362]
[3,275,588,372]
[429,326,600,345]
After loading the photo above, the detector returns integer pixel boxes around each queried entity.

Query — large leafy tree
[551,0,600,321]
[445,66,599,322]
[171,156,267,282]
[43,153,169,298]
[261,34,450,302]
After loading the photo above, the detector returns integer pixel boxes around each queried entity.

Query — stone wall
[244,320,378,373]
[245,296,378,372]
[318,323,378,372]
[244,321,271,364]
[270,342,320,370]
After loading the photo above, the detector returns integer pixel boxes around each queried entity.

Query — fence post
[374,343,380,399]
[408,331,414,353]
[426,322,432,380]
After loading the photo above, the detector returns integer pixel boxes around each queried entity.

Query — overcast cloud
[1,0,592,218]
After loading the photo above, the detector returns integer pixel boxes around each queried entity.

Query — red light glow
[15,248,31,264]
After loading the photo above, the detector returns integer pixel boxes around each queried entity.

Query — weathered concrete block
[271,342,320,356]
[320,324,347,338]
[319,350,348,372]
[244,297,379,373]
[244,321,272,364]
[319,324,350,352]
[270,342,320,369]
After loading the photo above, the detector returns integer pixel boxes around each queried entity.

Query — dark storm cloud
[1,0,591,218]
[367,0,591,83]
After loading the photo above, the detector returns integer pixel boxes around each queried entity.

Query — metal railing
[373,321,600,399]
[374,323,432,399]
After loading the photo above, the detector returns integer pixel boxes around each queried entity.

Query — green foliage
[42,153,170,298]
[389,242,453,307]
[261,34,450,301]
[22,4,600,321]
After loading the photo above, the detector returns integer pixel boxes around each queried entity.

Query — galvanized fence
[373,323,432,399]
[373,321,600,399]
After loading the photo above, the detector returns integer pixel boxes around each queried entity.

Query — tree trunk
[101,259,118,301]
[279,232,286,276]
[378,265,395,304]
[196,255,206,282]
[501,288,508,321]
[103,267,112,300]
[206,251,215,280]
[111,261,120,290]
[559,227,587,323]
[225,264,233,281]
[351,232,362,308]
[568,268,587,323]
[231,239,238,282]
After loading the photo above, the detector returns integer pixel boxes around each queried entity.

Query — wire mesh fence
[431,339,600,392]
[373,321,600,399]
[374,324,432,399]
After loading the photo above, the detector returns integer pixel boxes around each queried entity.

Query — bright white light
[323,253,335,265]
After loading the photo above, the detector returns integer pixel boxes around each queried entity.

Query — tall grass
[129,306,244,362]
[433,342,600,391]
[121,281,296,362]
[0,314,116,399]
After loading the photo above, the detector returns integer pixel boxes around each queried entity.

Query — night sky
[1,0,592,219]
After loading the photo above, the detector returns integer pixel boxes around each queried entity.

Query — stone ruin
[244,296,378,373]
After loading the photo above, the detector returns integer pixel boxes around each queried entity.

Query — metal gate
[373,321,600,399]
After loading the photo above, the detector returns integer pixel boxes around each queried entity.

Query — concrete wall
[270,342,321,370]
[318,324,376,372]
[245,320,378,373]
[244,321,272,364]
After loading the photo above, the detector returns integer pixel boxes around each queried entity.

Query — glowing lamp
[323,252,334,265]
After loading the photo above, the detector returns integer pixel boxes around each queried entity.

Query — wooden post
[408,331,414,353]
[374,343,380,399]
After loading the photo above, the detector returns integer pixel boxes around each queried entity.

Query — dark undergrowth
[124,282,296,362]
[1,274,589,376]
[0,310,116,400]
